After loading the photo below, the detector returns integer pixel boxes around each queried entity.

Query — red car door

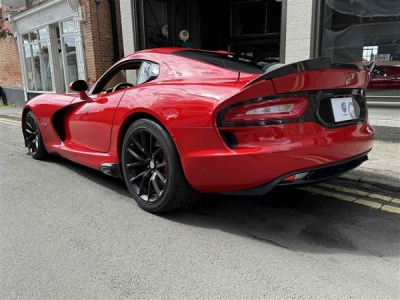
[66,90,125,152]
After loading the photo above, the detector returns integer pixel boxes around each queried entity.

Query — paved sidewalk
[0,106,22,121]
[1,105,399,192]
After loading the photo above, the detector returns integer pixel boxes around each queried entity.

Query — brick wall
[284,0,313,64]
[25,0,47,8]
[0,6,23,89]
[0,0,123,92]
[81,0,124,86]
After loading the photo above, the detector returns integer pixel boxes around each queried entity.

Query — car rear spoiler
[243,57,370,88]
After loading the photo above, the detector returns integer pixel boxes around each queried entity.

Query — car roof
[122,47,231,60]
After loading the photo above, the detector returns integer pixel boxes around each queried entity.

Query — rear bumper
[222,152,369,196]
[173,121,374,193]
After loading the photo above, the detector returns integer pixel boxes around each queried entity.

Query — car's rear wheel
[121,119,200,213]
[25,111,47,160]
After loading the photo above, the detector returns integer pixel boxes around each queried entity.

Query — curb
[340,173,400,193]
[0,114,21,121]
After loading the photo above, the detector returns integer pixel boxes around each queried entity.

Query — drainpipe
[109,0,120,62]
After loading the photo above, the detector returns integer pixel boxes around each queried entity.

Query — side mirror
[69,80,90,100]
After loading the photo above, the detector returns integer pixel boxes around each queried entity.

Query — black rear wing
[244,57,373,88]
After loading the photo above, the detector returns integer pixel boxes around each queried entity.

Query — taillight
[223,96,309,123]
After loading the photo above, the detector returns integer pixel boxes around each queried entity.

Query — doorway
[135,0,282,60]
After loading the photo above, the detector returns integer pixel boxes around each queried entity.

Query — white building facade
[7,0,86,101]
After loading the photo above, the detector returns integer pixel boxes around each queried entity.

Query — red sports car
[22,48,375,213]
[368,64,400,89]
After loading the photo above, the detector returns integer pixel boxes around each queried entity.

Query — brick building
[0,0,123,106]
[0,2,22,103]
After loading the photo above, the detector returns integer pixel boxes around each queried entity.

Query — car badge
[346,73,355,85]
[341,102,347,113]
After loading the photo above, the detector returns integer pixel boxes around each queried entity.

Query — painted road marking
[319,183,400,204]
[0,118,20,126]
[299,185,400,215]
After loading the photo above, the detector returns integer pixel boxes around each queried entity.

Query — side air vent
[100,163,122,178]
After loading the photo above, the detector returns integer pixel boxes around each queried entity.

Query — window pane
[38,28,48,40]
[61,19,74,34]
[24,45,35,91]
[32,43,43,91]
[126,69,138,84]
[321,0,400,63]
[40,42,53,91]
[62,35,78,90]
[29,32,38,42]
[145,0,169,48]
[22,34,29,44]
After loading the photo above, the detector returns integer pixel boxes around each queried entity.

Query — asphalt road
[1,119,399,299]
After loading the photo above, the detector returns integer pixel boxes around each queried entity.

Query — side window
[92,61,142,94]
[126,69,139,85]
[103,70,129,91]
[137,61,160,85]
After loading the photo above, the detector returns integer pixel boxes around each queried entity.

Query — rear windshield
[172,50,276,74]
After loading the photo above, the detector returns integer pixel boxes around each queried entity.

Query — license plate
[330,97,357,122]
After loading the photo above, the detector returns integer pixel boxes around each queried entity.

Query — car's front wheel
[121,119,200,213]
[25,111,47,160]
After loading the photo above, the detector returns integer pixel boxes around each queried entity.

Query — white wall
[367,107,400,128]
[120,0,136,55]
[284,0,313,64]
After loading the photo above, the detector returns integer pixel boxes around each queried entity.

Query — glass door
[59,19,78,92]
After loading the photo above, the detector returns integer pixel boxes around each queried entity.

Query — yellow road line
[0,118,20,126]
[319,183,400,204]
[299,186,400,215]
[381,205,400,214]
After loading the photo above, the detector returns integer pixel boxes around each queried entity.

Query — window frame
[22,27,54,93]
[89,60,161,94]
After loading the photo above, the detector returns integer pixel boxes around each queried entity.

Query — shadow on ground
[38,152,400,258]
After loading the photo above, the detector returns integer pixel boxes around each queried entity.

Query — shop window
[22,29,53,92]
[320,0,400,64]
[137,0,192,49]
[318,0,400,96]
[144,0,170,48]
[21,19,80,94]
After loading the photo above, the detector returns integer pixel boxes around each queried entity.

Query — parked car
[368,64,400,89]
[22,48,375,213]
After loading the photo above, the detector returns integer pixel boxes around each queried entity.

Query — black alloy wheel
[121,119,199,213]
[25,111,47,160]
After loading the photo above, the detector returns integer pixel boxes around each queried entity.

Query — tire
[121,119,200,213]
[25,111,48,160]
